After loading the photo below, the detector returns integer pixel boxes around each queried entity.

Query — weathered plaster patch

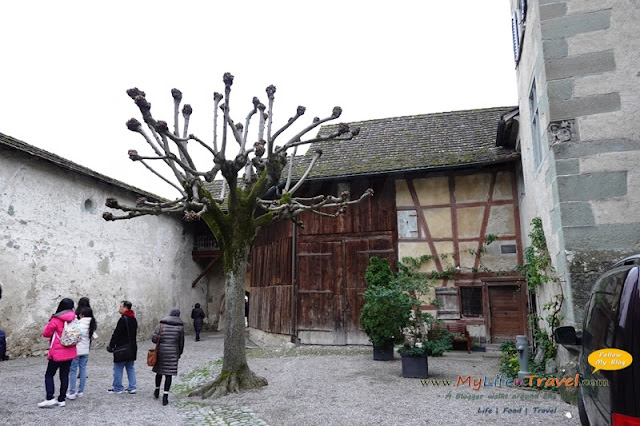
[98,257,110,275]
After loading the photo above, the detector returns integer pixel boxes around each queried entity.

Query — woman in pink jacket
[38,298,77,408]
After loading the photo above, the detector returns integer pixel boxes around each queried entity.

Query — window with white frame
[529,80,543,169]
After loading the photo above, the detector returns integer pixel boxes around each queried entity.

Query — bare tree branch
[213,92,223,154]
[271,105,305,142]
[220,73,234,159]
[172,88,182,137]
[279,125,359,151]
[241,98,259,152]
[288,149,321,195]
[274,107,344,154]
[265,85,276,158]
[284,146,298,192]
[182,104,192,139]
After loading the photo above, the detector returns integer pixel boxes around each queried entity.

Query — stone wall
[514,0,640,326]
[0,146,221,357]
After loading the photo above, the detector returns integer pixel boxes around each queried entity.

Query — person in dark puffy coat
[151,309,184,406]
[191,303,205,342]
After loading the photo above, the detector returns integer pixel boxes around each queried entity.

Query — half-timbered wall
[395,167,527,343]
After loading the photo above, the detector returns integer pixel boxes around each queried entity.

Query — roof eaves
[0,132,166,202]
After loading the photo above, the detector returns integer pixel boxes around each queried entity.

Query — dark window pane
[461,287,482,317]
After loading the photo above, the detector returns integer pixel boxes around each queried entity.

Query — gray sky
[0,1,518,199]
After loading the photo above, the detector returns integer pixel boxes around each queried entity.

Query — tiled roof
[294,106,519,180]
[0,132,164,201]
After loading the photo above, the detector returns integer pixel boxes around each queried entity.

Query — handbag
[147,324,162,367]
[113,343,132,363]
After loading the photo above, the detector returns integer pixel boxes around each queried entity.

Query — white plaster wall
[513,0,560,260]
[512,0,576,324]
[0,149,210,357]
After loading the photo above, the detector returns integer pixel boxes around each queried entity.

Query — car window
[584,268,626,349]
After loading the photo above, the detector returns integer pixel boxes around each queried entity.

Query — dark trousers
[195,329,201,341]
[45,359,72,401]
[155,373,173,391]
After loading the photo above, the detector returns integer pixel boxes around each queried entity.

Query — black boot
[162,393,169,406]
[154,388,160,399]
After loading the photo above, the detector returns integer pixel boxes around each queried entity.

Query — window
[529,80,543,169]
[460,287,483,317]
[500,244,518,254]
[397,210,419,239]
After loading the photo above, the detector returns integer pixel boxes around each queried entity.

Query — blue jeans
[69,354,89,394]
[112,361,136,392]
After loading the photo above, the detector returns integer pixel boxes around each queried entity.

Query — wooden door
[488,285,525,343]
[296,241,344,344]
[343,236,395,344]
[296,233,395,344]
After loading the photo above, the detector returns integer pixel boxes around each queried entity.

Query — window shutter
[520,0,527,22]
[511,11,521,64]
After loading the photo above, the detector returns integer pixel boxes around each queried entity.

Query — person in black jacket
[107,300,137,394]
[190,303,205,342]
[151,309,184,405]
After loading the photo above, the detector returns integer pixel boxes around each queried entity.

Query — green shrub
[360,258,412,347]
[499,341,519,378]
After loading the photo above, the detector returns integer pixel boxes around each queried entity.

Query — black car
[555,255,640,426]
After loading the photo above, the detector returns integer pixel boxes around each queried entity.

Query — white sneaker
[76,392,84,398]
[37,399,57,408]
[67,393,76,400]
[56,400,66,407]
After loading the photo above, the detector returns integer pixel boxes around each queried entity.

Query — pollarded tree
[103,73,372,398]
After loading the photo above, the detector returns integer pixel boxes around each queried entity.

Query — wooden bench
[444,321,471,353]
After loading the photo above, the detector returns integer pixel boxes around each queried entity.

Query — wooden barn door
[297,240,345,344]
[343,236,395,344]
[296,234,395,345]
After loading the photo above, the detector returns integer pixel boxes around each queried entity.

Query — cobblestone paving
[177,402,268,425]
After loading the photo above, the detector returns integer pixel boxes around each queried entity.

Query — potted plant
[360,257,412,360]
[395,256,454,378]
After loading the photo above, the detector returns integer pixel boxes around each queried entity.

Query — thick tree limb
[284,146,298,192]
[288,149,321,195]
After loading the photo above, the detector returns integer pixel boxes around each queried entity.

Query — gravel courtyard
[0,331,581,426]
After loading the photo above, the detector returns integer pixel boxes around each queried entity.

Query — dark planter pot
[372,343,395,361]
[401,354,428,378]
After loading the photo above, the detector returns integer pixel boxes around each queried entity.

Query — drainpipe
[291,221,298,342]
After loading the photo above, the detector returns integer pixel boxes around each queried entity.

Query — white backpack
[58,319,82,347]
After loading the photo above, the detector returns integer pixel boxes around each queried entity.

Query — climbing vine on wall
[519,217,553,292]
[518,218,564,362]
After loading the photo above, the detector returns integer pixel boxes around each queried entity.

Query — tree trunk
[188,242,267,399]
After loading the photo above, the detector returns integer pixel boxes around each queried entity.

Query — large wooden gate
[296,233,395,344]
